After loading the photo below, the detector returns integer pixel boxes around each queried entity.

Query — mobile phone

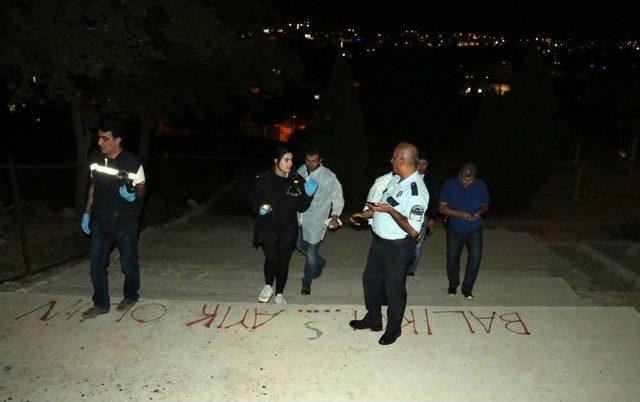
[353,216,369,226]
[365,201,376,206]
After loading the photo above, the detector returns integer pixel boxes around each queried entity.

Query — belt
[372,231,411,244]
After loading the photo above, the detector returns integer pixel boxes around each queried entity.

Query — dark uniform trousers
[363,233,415,332]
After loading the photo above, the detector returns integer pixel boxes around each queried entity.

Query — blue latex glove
[259,205,271,216]
[119,184,136,202]
[304,180,318,196]
[81,213,91,235]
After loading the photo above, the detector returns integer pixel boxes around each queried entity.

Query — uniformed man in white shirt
[296,148,345,295]
[349,143,429,345]
[366,171,394,204]
[363,170,395,225]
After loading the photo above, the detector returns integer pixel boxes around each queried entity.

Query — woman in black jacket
[249,147,317,304]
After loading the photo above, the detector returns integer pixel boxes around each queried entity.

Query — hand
[81,213,91,235]
[350,212,365,226]
[304,180,318,196]
[460,211,473,221]
[119,184,136,202]
[426,219,435,234]
[328,216,340,230]
[370,202,393,214]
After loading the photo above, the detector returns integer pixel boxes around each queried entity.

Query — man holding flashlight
[80,119,146,319]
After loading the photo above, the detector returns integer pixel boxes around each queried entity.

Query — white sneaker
[274,293,286,305]
[258,285,274,303]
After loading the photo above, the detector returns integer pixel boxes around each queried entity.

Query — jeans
[296,229,326,285]
[90,221,140,309]
[406,221,429,274]
[446,226,483,295]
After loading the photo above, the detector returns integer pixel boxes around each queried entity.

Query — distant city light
[314,94,320,100]
[477,88,483,94]
[32,76,37,83]
[465,87,472,94]
[7,104,16,113]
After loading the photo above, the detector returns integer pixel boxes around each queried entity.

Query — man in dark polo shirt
[438,162,489,300]
[80,119,146,319]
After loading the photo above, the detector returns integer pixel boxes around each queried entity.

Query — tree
[584,60,640,172]
[2,1,164,213]
[305,56,369,207]
[1,0,302,212]
[470,48,565,213]
[109,1,302,160]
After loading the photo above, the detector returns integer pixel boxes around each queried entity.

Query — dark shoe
[406,272,415,277]
[313,258,327,279]
[116,299,137,312]
[81,305,109,319]
[463,292,474,300]
[448,287,457,296]
[378,329,402,345]
[349,319,383,332]
[301,283,311,295]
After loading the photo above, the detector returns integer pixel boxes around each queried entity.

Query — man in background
[406,154,440,276]
[438,162,489,300]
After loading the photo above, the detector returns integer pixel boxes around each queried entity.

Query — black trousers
[261,243,295,294]
[446,226,483,294]
[362,233,415,332]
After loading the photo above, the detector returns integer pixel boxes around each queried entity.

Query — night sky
[274,0,638,38]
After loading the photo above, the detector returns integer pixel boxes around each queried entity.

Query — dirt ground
[495,163,640,310]
[497,163,640,242]
[0,194,188,282]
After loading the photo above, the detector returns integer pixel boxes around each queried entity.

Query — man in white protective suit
[296,148,345,295]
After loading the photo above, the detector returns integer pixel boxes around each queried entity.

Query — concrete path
[1,218,640,401]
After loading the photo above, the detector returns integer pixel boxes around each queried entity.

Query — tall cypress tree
[471,48,565,213]
[305,55,369,208]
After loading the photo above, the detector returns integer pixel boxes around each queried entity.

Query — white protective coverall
[296,165,344,244]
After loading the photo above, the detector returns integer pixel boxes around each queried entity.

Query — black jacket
[249,169,313,248]
[89,149,144,227]
[423,169,442,221]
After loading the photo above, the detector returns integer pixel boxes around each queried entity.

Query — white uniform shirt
[364,171,394,224]
[297,165,344,244]
[371,170,429,240]
[365,171,394,204]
